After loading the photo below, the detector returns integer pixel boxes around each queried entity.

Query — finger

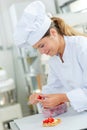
[43,94,54,98]
[36,99,44,103]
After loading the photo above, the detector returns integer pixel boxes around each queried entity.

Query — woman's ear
[50,28,57,37]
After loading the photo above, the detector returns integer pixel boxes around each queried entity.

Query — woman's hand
[29,93,45,104]
[37,93,69,108]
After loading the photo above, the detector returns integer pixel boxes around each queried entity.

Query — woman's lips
[46,50,50,55]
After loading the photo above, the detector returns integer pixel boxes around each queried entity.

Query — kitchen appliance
[0,69,22,130]
[0,69,15,106]
[0,103,22,130]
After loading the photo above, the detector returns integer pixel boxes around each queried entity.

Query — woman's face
[33,28,64,56]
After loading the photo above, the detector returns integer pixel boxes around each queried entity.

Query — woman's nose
[40,50,45,54]
[39,49,45,54]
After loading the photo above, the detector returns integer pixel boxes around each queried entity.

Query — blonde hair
[51,17,87,37]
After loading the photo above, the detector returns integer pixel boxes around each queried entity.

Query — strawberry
[43,120,46,123]
[37,95,42,99]
[43,117,54,124]
[45,119,49,123]
[48,117,54,123]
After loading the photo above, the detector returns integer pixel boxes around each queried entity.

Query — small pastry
[42,117,61,127]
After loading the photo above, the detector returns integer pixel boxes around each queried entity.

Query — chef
[14,1,87,112]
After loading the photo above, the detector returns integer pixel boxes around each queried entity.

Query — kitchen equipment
[0,103,22,130]
[0,69,23,130]
[0,69,16,107]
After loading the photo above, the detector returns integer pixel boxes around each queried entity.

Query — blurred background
[0,0,87,129]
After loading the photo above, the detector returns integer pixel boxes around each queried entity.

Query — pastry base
[43,118,61,127]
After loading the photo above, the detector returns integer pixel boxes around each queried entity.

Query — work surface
[10,107,87,130]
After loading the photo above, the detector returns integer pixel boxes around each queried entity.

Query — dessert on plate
[42,117,61,127]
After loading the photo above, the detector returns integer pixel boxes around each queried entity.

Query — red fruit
[43,120,46,123]
[43,119,49,124]
[48,117,54,123]
[43,117,55,125]
[45,119,49,123]
[37,95,42,99]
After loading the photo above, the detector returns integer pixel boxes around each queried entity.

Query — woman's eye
[40,44,44,48]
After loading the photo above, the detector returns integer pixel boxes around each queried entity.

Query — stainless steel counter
[10,107,87,130]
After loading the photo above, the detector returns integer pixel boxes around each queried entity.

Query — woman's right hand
[29,93,42,104]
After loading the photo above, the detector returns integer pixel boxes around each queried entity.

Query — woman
[14,1,87,112]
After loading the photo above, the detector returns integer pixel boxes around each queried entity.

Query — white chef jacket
[42,36,87,112]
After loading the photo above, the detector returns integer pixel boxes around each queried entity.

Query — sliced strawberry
[37,95,42,99]
[43,117,55,124]
[48,117,54,123]
[43,119,49,124]
[43,120,46,123]
[45,119,49,123]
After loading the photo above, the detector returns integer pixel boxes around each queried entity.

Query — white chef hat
[14,1,51,48]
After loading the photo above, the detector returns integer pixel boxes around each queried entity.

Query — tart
[42,117,61,127]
